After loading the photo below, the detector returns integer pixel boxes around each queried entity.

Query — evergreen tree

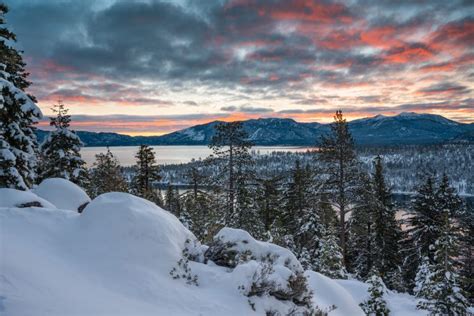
[315,226,346,279]
[208,121,252,224]
[403,175,466,292]
[372,156,403,290]
[414,256,434,304]
[233,165,264,238]
[88,148,128,198]
[281,161,322,269]
[318,110,359,266]
[255,175,282,241]
[348,176,378,279]
[316,193,338,231]
[360,269,390,316]
[165,184,181,217]
[131,145,162,205]
[0,4,42,189]
[39,101,88,187]
[416,209,468,315]
[459,208,474,304]
[402,176,438,290]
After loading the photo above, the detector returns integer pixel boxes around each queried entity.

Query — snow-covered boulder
[206,228,314,313]
[33,178,91,212]
[205,227,302,273]
[80,192,201,266]
[0,188,56,209]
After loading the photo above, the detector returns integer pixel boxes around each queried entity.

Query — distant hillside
[36,112,474,147]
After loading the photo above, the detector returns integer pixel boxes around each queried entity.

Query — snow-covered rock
[33,178,91,212]
[205,227,302,273]
[0,188,56,209]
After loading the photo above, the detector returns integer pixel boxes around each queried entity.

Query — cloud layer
[7,0,474,134]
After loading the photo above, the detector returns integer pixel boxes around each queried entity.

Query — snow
[336,278,425,316]
[1,180,427,315]
[212,227,302,273]
[0,188,56,209]
[306,271,364,316]
[33,178,91,211]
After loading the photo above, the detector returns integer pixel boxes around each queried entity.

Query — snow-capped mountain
[36,113,473,146]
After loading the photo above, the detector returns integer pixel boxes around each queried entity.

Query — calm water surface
[81,145,313,166]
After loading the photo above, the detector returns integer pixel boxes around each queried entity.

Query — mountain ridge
[36,112,474,147]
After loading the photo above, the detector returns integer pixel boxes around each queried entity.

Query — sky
[6,0,474,135]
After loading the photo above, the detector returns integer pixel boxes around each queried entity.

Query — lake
[81,145,313,166]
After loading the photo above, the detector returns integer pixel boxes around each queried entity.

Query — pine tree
[279,161,325,269]
[0,4,42,189]
[372,156,403,290]
[348,176,377,279]
[416,209,468,315]
[88,148,128,198]
[318,110,359,267]
[165,184,181,217]
[131,145,162,205]
[459,208,473,304]
[255,175,282,241]
[402,176,438,290]
[233,165,264,238]
[39,101,88,187]
[208,121,252,224]
[414,256,434,304]
[180,165,223,243]
[403,175,466,292]
[316,226,346,279]
[360,269,390,316]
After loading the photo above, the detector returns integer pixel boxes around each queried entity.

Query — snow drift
[33,178,91,212]
[0,180,421,315]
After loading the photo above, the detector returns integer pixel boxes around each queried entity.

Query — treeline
[155,143,474,196]
[0,5,471,315]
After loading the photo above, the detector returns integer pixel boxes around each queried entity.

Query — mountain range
[36,112,474,147]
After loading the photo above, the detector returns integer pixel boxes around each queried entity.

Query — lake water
[81,146,313,166]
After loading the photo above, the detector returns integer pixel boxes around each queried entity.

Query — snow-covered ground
[0,179,424,315]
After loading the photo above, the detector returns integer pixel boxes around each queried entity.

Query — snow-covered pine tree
[0,4,42,190]
[459,208,473,304]
[348,175,377,279]
[318,110,360,267]
[131,145,162,205]
[401,176,438,290]
[281,161,321,267]
[414,256,434,308]
[88,148,128,198]
[372,156,403,290]
[315,226,346,279]
[233,165,265,239]
[416,209,468,315]
[360,268,390,316]
[39,100,88,187]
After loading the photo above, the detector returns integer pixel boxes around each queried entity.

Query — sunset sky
[7,0,474,135]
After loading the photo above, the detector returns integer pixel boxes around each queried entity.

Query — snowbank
[33,178,91,211]
[0,188,56,209]
[0,187,424,315]
[306,271,364,316]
